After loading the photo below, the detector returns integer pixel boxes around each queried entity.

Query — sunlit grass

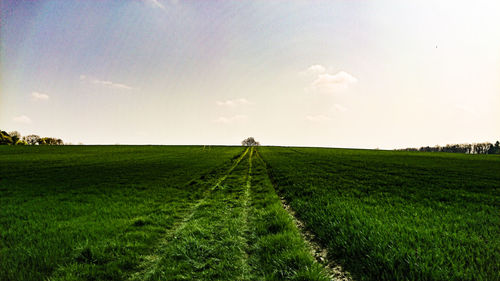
[0,146,242,280]
[260,147,500,281]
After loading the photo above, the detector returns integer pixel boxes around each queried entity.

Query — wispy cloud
[144,0,165,10]
[216,98,253,107]
[31,91,49,101]
[213,114,247,124]
[80,75,135,91]
[302,65,357,94]
[300,64,326,76]
[13,115,32,124]
[310,71,357,93]
[305,114,331,122]
[143,0,179,10]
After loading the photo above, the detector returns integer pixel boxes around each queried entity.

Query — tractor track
[131,147,348,280]
[240,147,254,279]
[255,150,353,281]
[128,148,250,281]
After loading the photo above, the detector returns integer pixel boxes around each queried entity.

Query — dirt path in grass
[255,150,354,281]
[130,147,347,280]
[128,147,250,281]
[279,196,353,281]
[137,147,253,280]
[240,147,254,279]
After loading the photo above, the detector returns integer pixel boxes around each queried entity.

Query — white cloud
[216,98,253,107]
[310,71,357,93]
[92,79,133,90]
[333,103,348,112]
[300,64,326,76]
[306,114,331,122]
[31,91,49,101]
[213,115,247,124]
[13,115,32,124]
[302,65,357,94]
[80,74,135,90]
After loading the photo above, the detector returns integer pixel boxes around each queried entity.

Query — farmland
[259,147,500,281]
[1,146,499,280]
[0,146,242,280]
[0,146,328,280]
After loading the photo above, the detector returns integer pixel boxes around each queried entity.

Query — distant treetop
[242,137,260,146]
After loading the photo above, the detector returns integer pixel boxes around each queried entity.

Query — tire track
[128,148,250,281]
[254,150,353,281]
[213,147,250,189]
[140,148,251,280]
[240,146,254,279]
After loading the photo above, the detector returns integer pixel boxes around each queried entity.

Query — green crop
[0,146,241,280]
[0,146,327,280]
[1,145,498,280]
[259,147,500,281]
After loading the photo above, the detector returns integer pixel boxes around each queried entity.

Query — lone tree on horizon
[242,137,260,146]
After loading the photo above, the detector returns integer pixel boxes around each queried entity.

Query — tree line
[397,141,500,154]
[0,130,64,145]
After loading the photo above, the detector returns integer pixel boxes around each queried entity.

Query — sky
[1,0,499,148]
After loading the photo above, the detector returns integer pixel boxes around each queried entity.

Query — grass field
[259,147,500,281]
[0,146,243,280]
[1,146,499,280]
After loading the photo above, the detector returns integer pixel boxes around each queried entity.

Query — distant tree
[37,137,63,145]
[15,140,27,145]
[480,142,492,154]
[9,131,21,143]
[23,134,41,145]
[38,138,47,145]
[489,141,500,154]
[242,137,260,146]
[0,131,13,145]
[462,143,472,154]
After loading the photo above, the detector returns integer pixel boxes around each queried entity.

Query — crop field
[0,146,328,281]
[259,147,500,281]
[1,146,499,281]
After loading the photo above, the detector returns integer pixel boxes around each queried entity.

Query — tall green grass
[137,147,328,280]
[260,147,500,281]
[4,145,495,280]
[0,145,242,280]
[249,150,328,280]
[1,146,329,280]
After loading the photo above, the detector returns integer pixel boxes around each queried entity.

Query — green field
[259,147,500,281]
[1,146,499,280]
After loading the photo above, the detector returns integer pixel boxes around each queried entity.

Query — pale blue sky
[1,0,499,148]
